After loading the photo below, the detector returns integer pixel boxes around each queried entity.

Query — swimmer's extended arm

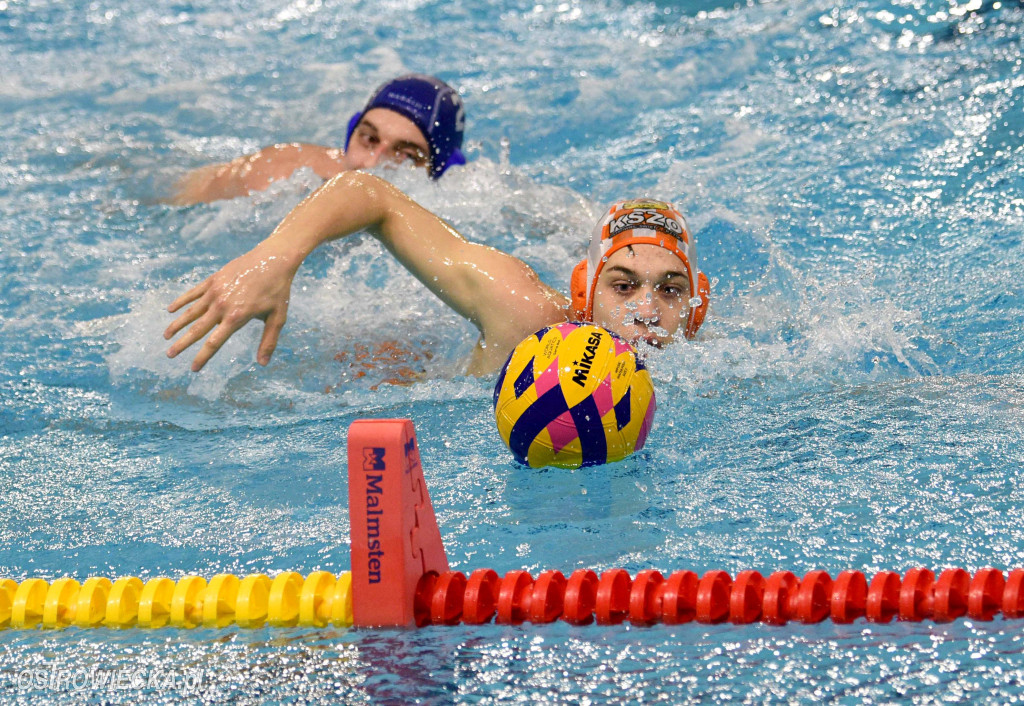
[165,172,567,371]
[168,143,347,205]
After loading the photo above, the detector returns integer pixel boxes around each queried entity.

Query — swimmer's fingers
[167,281,208,314]
[256,307,288,366]
[188,315,250,372]
[164,279,213,340]
[165,309,221,363]
[163,296,210,341]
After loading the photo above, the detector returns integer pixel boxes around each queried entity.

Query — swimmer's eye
[399,149,429,167]
[610,281,637,295]
[356,130,380,148]
[659,284,685,298]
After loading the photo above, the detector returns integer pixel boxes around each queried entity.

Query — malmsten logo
[363,447,385,471]
[363,446,386,584]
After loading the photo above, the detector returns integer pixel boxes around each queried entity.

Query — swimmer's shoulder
[262,143,347,181]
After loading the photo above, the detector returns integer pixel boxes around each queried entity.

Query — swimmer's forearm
[257,171,398,264]
[326,174,566,337]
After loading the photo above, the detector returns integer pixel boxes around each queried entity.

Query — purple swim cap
[345,74,466,179]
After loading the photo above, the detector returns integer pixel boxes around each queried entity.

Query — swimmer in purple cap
[170,74,466,205]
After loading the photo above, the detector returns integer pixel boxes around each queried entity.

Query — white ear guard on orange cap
[569,198,710,339]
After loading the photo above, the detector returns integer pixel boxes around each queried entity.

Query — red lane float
[970,567,1004,621]
[405,565,1016,628]
[563,569,598,625]
[596,568,630,625]
[831,570,867,624]
[1003,569,1024,618]
[661,570,698,624]
[462,569,499,625]
[866,570,901,623]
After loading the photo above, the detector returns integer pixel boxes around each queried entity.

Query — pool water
[2,0,1024,701]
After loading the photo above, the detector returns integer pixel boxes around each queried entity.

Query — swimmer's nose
[365,149,388,167]
[348,149,385,170]
[632,292,659,323]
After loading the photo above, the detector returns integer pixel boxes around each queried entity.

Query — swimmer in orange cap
[164,173,710,373]
[571,199,710,347]
[170,74,466,205]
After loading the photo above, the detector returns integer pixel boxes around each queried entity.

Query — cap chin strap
[568,258,710,339]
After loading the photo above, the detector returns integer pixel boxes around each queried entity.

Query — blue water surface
[2,0,1024,702]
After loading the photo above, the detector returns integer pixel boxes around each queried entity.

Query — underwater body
[2,0,1024,701]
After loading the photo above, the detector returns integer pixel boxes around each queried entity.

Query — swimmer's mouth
[633,322,664,348]
[621,316,666,348]
[626,329,663,348]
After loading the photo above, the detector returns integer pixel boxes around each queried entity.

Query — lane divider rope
[0,572,353,630]
[9,421,1012,632]
[413,566,1020,627]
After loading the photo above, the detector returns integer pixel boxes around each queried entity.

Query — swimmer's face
[591,244,690,348]
[345,108,431,172]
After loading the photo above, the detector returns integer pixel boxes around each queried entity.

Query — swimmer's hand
[164,245,299,372]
